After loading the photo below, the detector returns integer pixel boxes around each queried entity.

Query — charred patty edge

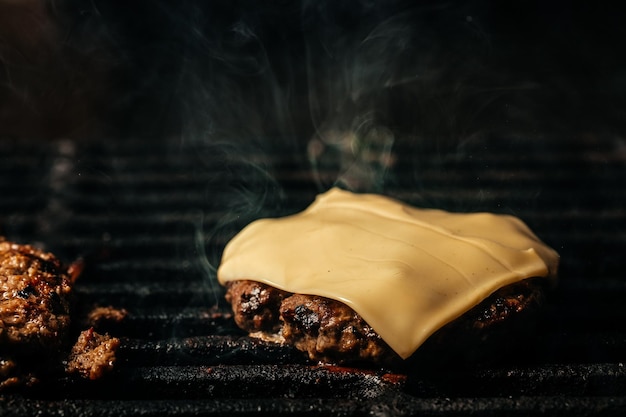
[224,278,546,365]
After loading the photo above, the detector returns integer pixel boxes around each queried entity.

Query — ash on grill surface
[0,132,625,416]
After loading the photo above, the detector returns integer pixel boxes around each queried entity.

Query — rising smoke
[3,1,624,274]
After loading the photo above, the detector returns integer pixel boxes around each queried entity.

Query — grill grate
[1,134,626,416]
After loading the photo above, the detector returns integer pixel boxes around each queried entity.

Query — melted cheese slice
[217,188,559,359]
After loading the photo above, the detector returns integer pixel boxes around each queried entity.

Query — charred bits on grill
[0,238,121,389]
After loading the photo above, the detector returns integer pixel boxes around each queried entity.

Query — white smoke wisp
[301,2,436,193]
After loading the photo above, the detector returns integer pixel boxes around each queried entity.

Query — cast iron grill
[1,133,625,416]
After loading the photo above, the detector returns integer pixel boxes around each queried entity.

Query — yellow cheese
[217,188,559,359]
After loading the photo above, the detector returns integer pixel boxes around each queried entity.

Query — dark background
[1,1,625,143]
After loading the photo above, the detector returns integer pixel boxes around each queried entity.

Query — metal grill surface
[0,134,625,416]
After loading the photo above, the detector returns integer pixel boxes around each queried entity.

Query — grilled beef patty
[0,239,73,350]
[0,238,120,388]
[0,239,75,387]
[225,279,545,365]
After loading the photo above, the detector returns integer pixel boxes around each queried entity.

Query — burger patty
[0,239,73,350]
[225,279,545,365]
[0,239,76,388]
[0,238,123,389]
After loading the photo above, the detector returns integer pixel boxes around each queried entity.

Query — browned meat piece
[225,280,289,334]
[418,277,546,366]
[224,279,545,365]
[280,294,395,364]
[85,306,128,328]
[66,327,120,380]
[1,238,123,388]
[0,239,73,350]
[475,278,545,329]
